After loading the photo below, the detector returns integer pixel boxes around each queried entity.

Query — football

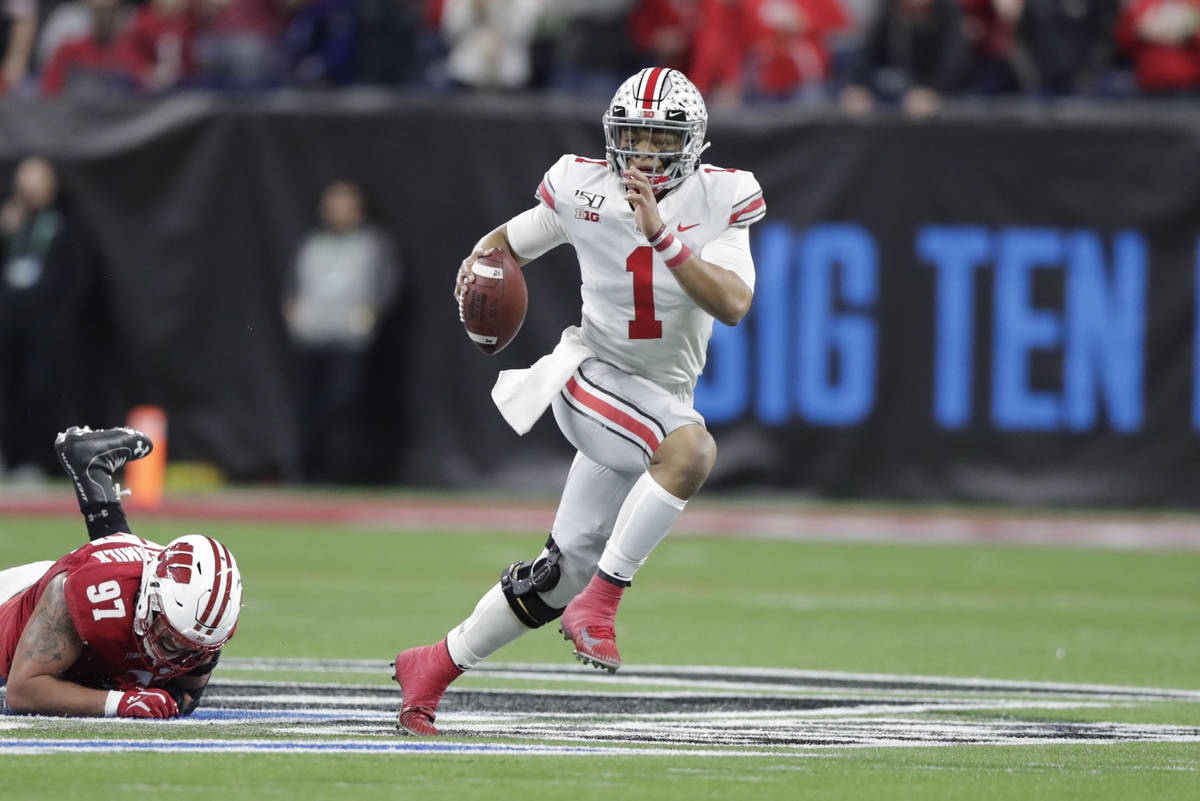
[460,247,527,355]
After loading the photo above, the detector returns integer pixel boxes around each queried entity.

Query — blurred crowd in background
[0,0,1198,112]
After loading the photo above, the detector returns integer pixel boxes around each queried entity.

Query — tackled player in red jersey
[0,427,243,718]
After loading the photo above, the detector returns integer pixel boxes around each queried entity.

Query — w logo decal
[156,543,195,584]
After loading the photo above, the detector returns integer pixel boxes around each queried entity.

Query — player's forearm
[164,672,211,715]
[475,225,531,267]
[669,256,753,326]
[4,674,107,716]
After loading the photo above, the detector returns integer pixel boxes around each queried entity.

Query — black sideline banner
[3,96,1200,506]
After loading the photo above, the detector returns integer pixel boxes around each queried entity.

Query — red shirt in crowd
[628,0,697,71]
[39,33,146,97]
[123,3,198,85]
[689,0,852,98]
[1117,0,1200,91]
[749,0,851,95]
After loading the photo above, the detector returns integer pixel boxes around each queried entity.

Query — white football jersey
[506,154,766,390]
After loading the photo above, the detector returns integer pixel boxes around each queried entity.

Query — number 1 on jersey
[626,247,662,340]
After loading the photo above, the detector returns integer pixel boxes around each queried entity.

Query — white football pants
[446,358,697,669]
[547,357,699,586]
[0,561,54,605]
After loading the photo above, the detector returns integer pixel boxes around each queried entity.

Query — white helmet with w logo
[603,67,709,191]
[133,535,243,672]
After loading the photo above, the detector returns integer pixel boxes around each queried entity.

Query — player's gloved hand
[163,653,219,716]
[107,688,180,719]
[165,684,202,716]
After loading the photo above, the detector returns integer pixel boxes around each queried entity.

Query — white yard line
[3,663,1199,755]
[217,658,1200,701]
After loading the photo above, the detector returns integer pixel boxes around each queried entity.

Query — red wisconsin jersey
[0,534,186,688]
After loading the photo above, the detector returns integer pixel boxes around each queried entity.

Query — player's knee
[538,548,593,608]
[500,539,566,628]
[690,428,718,476]
[652,425,716,496]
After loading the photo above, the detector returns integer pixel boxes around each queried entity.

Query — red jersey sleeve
[1,536,157,686]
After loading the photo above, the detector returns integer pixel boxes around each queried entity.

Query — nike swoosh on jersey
[677,222,701,231]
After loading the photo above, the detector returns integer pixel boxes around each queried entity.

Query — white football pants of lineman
[0,561,54,605]
[0,561,53,687]
[446,358,698,670]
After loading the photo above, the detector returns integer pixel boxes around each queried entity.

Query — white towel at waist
[491,326,593,435]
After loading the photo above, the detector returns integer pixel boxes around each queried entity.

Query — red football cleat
[398,706,440,737]
[559,577,625,673]
[392,639,463,736]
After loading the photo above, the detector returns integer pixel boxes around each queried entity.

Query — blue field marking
[3,667,1199,755]
[0,738,611,754]
[190,708,393,722]
[0,738,779,757]
[0,707,393,722]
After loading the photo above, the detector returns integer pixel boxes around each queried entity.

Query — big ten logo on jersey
[574,189,605,225]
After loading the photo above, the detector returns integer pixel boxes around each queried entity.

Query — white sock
[596,472,687,584]
[445,582,528,670]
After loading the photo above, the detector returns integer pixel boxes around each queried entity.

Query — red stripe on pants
[565,377,661,452]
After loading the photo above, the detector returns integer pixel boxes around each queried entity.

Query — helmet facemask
[140,605,223,672]
[132,535,242,674]
[604,114,703,191]
[603,68,710,192]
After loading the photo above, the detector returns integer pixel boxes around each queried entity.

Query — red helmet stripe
[640,68,666,110]
[195,537,233,636]
[196,537,223,627]
[206,540,236,635]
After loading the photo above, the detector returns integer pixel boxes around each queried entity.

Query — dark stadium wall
[3,96,1200,505]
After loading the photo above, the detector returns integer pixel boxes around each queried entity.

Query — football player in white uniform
[392,67,766,736]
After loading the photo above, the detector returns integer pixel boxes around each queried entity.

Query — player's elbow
[4,679,41,714]
[715,290,752,327]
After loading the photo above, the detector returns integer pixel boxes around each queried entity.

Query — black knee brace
[500,537,565,628]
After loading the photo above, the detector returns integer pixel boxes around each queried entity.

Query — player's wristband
[652,231,692,269]
[647,224,669,247]
[104,690,124,717]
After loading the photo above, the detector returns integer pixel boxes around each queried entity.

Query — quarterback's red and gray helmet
[603,67,710,191]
